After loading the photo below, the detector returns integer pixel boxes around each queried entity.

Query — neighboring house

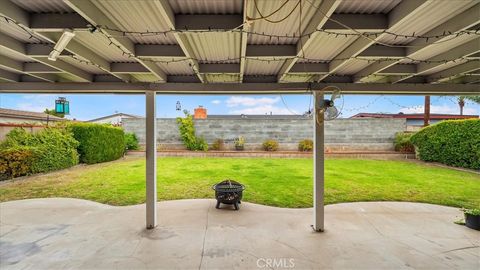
[87,113,142,125]
[351,113,479,131]
[0,108,66,141]
[0,108,64,124]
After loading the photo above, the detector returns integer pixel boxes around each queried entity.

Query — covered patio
[1,198,479,269]
[0,0,479,268]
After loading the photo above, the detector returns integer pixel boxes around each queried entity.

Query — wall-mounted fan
[316,87,344,124]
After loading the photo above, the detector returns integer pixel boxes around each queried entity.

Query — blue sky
[0,93,478,121]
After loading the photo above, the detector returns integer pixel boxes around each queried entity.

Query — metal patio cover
[0,0,479,94]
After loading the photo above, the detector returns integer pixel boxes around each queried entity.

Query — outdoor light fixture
[176,101,181,111]
[48,29,75,61]
[55,97,70,115]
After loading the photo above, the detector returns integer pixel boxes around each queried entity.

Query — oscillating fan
[316,87,344,124]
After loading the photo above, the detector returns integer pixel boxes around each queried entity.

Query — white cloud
[399,104,479,115]
[12,94,59,113]
[229,105,298,115]
[211,99,221,105]
[226,96,280,107]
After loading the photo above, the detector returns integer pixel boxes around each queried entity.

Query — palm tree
[457,96,480,115]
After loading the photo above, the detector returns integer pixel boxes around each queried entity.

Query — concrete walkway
[1,199,478,270]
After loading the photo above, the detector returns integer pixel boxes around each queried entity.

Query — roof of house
[87,113,142,122]
[350,113,479,120]
[0,108,64,121]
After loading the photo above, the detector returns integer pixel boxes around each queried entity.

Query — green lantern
[55,97,70,115]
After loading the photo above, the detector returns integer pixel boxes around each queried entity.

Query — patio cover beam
[1,82,478,95]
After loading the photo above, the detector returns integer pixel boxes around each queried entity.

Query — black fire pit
[212,180,245,210]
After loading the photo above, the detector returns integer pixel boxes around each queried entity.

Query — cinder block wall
[123,118,406,151]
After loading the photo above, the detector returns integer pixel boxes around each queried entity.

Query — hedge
[124,132,139,150]
[394,132,415,153]
[69,123,125,164]
[0,128,79,180]
[410,119,480,170]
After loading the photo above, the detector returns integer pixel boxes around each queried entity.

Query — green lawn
[0,157,479,208]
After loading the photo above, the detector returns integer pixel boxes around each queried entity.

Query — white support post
[313,92,325,232]
[145,91,157,229]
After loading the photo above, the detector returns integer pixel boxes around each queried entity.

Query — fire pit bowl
[212,180,245,210]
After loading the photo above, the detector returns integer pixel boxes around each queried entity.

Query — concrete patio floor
[1,199,479,270]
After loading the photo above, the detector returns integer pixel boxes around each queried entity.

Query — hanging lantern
[55,97,70,115]
[176,101,181,111]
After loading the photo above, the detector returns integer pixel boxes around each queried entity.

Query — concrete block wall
[123,117,406,151]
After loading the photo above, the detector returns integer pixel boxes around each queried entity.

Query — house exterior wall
[89,115,139,125]
[0,116,50,124]
[124,117,407,151]
[0,124,45,141]
[89,115,124,125]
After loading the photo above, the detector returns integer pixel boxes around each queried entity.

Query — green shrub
[298,139,313,152]
[124,132,139,150]
[0,128,79,179]
[176,111,208,151]
[0,146,36,180]
[234,136,245,151]
[211,138,225,150]
[394,132,415,153]
[69,123,125,164]
[410,119,480,170]
[262,139,279,151]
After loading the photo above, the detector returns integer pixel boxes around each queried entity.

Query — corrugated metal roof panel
[409,35,478,60]
[74,32,131,62]
[10,0,73,12]
[205,73,240,83]
[335,59,371,75]
[168,0,243,14]
[57,72,85,82]
[155,60,195,75]
[248,0,322,45]
[0,46,31,62]
[282,74,315,82]
[92,0,176,44]
[182,32,241,62]
[421,59,469,75]
[131,73,159,82]
[0,20,47,43]
[244,58,285,75]
[302,32,359,60]
[61,56,107,74]
[379,1,477,45]
[335,0,401,14]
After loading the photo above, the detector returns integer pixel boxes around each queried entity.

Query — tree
[457,96,480,115]
[44,109,65,118]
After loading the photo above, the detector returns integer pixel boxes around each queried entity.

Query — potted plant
[463,208,480,230]
[234,136,245,151]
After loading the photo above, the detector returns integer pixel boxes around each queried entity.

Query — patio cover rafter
[354,4,480,83]
[318,0,431,82]
[64,0,167,82]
